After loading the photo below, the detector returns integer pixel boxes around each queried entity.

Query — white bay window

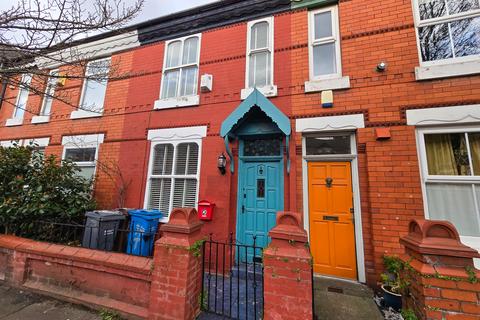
[417,126,480,266]
[145,126,206,221]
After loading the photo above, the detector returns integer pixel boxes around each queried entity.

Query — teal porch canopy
[220,88,291,173]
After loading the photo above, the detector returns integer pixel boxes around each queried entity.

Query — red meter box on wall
[198,200,215,221]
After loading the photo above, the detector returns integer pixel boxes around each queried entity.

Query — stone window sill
[240,85,278,100]
[154,95,200,110]
[415,60,480,81]
[304,76,350,93]
[5,118,23,127]
[31,115,50,124]
[70,110,103,119]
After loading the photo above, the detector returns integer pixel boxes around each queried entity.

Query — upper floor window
[246,18,274,89]
[308,6,342,80]
[414,0,480,64]
[13,74,32,120]
[160,35,201,100]
[40,69,59,116]
[80,58,110,113]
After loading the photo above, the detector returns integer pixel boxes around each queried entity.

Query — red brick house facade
[1,0,479,286]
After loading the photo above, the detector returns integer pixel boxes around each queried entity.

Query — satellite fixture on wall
[200,74,213,93]
[321,90,333,108]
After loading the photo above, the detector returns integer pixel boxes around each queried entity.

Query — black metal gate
[201,234,264,319]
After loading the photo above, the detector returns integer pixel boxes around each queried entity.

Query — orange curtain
[425,134,457,175]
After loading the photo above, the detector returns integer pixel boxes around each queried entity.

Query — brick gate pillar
[148,208,204,320]
[399,219,480,320]
[263,211,313,320]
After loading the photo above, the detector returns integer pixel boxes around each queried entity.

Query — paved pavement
[313,276,384,320]
[0,284,101,320]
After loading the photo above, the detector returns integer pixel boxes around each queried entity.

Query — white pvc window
[13,74,32,119]
[417,126,480,246]
[160,35,201,99]
[79,58,110,113]
[145,141,200,219]
[413,0,480,65]
[40,69,59,116]
[246,17,274,88]
[308,6,342,80]
[64,147,97,180]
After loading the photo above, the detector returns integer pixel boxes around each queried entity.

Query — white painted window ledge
[154,95,200,110]
[70,110,103,119]
[415,60,480,81]
[304,76,350,93]
[31,115,50,124]
[241,85,278,100]
[5,118,23,127]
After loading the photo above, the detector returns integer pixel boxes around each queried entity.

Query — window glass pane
[14,87,29,119]
[306,135,351,155]
[426,183,480,237]
[65,148,96,162]
[447,0,480,14]
[161,70,180,99]
[250,22,269,50]
[451,17,480,58]
[313,42,337,76]
[179,66,198,96]
[182,37,199,65]
[249,51,270,87]
[175,143,199,175]
[166,41,182,68]
[41,71,58,115]
[172,178,197,208]
[469,132,480,175]
[419,23,454,61]
[81,78,108,112]
[148,178,172,215]
[425,133,471,175]
[314,11,333,39]
[152,144,174,175]
[244,138,282,156]
[77,166,96,181]
[86,59,110,77]
[418,0,447,20]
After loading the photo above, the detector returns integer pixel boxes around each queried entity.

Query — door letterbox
[198,200,215,221]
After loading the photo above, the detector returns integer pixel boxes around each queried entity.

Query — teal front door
[237,160,283,262]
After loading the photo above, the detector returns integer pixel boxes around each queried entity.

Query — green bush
[0,144,96,237]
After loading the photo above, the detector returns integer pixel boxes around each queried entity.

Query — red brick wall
[1,1,480,287]
[0,235,152,319]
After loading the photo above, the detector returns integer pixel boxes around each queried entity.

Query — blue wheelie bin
[126,209,163,256]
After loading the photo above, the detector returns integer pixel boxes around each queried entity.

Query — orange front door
[308,161,357,279]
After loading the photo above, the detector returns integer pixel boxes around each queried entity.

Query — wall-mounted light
[217,153,227,175]
[376,61,387,72]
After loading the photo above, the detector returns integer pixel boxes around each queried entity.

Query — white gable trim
[295,114,365,133]
[406,105,480,126]
[147,126,207,142]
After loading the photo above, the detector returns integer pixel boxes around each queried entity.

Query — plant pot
[381,285,402,311]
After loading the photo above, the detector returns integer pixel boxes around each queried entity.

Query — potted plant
[380,255,407,311]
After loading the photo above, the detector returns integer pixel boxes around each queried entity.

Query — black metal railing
[201,234,264,320]
[1,221,157,257]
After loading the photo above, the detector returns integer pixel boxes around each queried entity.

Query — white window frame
[145,126,206,222]
[6,74,32,127]
[305,6,350,92]
[155,34,202,110]
[241,17,277,99]
[32,69,59,124]
[416,125,480,266]
[0,137,50,148]
[61,134,104,181]
[70,57,110,119]
[411,0,480,80]
[308,6,343,81]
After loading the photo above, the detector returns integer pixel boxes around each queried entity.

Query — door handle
[242,205,245,213]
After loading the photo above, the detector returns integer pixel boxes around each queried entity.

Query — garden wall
[0,235,152,319]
